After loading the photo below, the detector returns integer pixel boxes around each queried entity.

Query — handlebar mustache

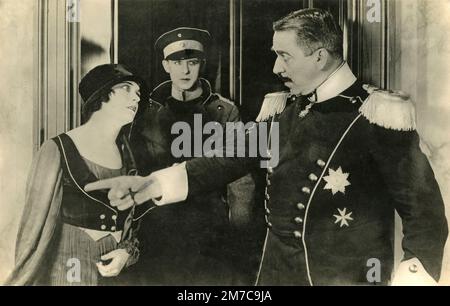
[277,75,292,83]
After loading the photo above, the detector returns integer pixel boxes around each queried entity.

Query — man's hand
[84,175,162,210]
[96,249,130,277]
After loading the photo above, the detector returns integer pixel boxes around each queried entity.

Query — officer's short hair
[273,8,343,60]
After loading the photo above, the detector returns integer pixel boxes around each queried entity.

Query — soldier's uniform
[182,63,448,285]
[128,28,252,285]
[132,78,239,174]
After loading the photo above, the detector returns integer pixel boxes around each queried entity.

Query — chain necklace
[298,100,315,119]
[290,90,316,119]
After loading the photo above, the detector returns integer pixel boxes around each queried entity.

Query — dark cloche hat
[155,27,211,60]
[79,64,144,106]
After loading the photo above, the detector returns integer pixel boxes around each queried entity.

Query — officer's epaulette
[359,84,416,131]
[256,92,290,122]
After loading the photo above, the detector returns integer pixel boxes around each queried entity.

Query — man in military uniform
[126,27,255,285]
[86,9,448,285]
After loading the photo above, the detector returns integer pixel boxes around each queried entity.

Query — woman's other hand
[96,248,130,277]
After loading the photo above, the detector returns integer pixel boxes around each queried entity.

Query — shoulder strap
[256,92,290,122]
[359,85,416,131]
[53,134,93,184]
[52,134,112,207]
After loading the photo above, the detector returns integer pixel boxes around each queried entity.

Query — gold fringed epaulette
[256,92,290,122]
[359,84,416,131]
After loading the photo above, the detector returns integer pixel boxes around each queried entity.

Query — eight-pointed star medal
[333,207,354,227]
[323,166,351,195]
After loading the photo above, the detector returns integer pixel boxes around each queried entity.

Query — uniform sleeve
[223,104,258,227]
[186,156,256,196]
[368,125,448,281]
[6,140,63,285]
[187,104,260,196]
[226,104,241,122]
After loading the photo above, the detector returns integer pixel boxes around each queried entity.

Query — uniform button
[112,215,117,221]
[293,231,302,239]
[111,226,116,231]
[266,150,272,158]
[100,214,106,220]
[316,159,326,167]
[297,203,305,210]
[267,167,273,174]
[267,222,273,228]
[302,187,311,194]
[308,173,318,181]
[409,264,418,273]
[294,217,303,224]
[101,225,106,230]
[266,179,271,186]
[265,193,270,201]
[217,105,224,110]
[265,208,271,215]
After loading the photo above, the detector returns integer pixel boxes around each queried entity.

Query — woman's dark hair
[80,88,112,124]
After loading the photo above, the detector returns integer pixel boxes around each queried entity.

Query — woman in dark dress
[6,64,144,285]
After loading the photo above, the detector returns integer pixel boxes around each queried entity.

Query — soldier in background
[126,27,257,285]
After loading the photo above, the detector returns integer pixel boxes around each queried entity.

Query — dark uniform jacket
[129,78,244,285]
[184,79,448,285]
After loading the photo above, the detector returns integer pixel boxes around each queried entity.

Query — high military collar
[285,79,369,115]
[150,78,213,107]
[309,62,357,103]
[311,80,369,113]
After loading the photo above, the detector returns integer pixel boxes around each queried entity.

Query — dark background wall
[118,0,230,101]
[118,0,345,120]
[240,0,306,120]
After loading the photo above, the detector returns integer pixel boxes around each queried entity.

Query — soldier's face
[163,58,201,91]
[272,30,322,95]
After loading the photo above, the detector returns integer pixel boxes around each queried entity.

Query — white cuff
[149,162,188,206]
[391,257,437,286]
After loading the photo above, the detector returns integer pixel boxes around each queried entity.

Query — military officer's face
[163,58,202,91]
[272,30,323,95]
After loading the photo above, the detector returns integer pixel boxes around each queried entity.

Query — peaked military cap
[155,27,211,60]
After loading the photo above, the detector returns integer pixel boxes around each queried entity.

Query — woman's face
[102,81,141,125]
